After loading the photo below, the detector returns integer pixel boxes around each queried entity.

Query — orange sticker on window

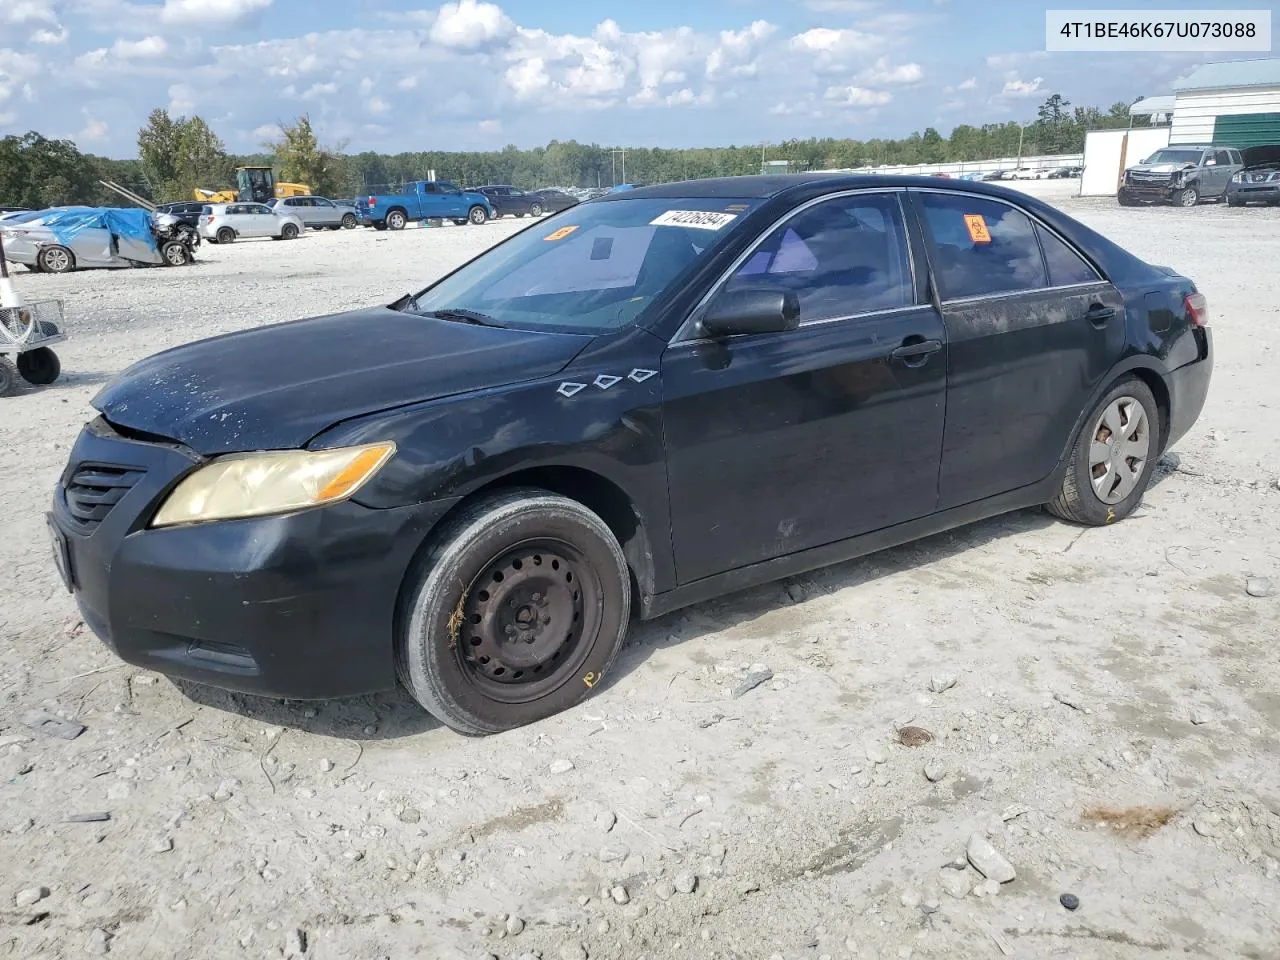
[544,225,579,241]
[964,214,991,244]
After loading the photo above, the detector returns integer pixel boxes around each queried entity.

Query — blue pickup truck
[357,180,496,230]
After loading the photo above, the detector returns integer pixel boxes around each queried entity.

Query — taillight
[1184,292,1207,327]
[367,196,376,207]
[206,215,214,223]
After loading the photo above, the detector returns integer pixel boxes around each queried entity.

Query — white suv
[199,203,305,244]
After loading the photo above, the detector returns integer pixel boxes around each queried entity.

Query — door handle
[890,339,943,366]
[1085,304,1117,327]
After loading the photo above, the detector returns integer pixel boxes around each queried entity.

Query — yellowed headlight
[151,442,396,528]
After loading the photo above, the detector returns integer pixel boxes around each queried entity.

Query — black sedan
[155,201,207,229]
[50,175,1212,734]
[474,185,546,217]
[530,188,580,213]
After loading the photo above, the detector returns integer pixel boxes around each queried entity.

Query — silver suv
[267,196,359,230]
[1119,145,1244,207]
[199,203,304,244]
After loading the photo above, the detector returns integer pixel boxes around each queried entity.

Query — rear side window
[1035,224,1100,287]
[723,192,914,322]
[918,193,1046,299]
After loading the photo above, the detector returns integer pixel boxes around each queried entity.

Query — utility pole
[1017,124,1025,166]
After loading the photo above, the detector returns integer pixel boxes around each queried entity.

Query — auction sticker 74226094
[650,210,738,230]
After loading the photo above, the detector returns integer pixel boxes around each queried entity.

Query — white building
[1170,58,1280,148]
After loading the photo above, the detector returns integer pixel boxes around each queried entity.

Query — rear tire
[16,347,59,385]
[396,489,631,735]
[1046,377,1160,526]
[529,202,543,217]
[216,227,236,244]
[386,209,408,231]
[36,245,74,274]
[281,222,299,240]
[0,358,16,396]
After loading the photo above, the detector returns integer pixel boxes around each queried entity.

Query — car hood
[1241,144,1280,170]
[92,306,593,455]
[1129,162,1195,174]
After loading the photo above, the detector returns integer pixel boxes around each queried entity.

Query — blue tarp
[40,207,157,255]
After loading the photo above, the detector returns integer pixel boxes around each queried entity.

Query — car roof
[600,173,1070,203]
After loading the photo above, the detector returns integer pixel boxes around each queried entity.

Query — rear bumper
[50,418,458,700]
[1164,328,1213,451]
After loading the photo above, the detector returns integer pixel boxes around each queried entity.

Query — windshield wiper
[420,307,502,327]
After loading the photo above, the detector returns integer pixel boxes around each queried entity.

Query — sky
[0,0,1273,158]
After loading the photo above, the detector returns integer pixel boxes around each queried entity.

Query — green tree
[137,108,230,202]
[268,114,347,197]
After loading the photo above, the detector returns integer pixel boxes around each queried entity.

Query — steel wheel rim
[456,538,601,703]
[43,248,69,271]
[389,213,404,228]
[1089,396,1150,504]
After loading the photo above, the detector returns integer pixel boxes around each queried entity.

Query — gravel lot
[2,189,1279,960]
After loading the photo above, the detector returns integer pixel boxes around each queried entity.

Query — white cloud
[301,81,338,100]
[77,114,108,141]
[168,82,196,113]
[366,96,389,115]
[112,35,169,58]
[789,26,882,74]
[251,122,282,140]
[705,20,775,80]
[430,0,514,50]
[31,25,68,43]
[161,0,272,27]
[358,76,375,95]
[396,75,419,90]
[1,0,57,24]
[824,85,892,107]
[478,118,501,132]
[857,57,922,85]
[1000,75,1043,98]
[958,76,977,90]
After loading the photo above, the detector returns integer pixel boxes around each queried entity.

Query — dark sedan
[1226,145,1280,207]
[530,188,580,213]
[474,185,546,217]
[50,175,1212,734]
[155,201,207,229]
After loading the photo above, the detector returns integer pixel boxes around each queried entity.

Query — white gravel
[3,196,1280,959]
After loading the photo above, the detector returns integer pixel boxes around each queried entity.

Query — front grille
[64,464,145,529]
[1128,172,1170,184]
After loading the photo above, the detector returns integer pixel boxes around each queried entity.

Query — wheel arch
[1054,358,1172,473]
[405,464,657,620]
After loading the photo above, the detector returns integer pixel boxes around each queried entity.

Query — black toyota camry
[49,175,1213,734]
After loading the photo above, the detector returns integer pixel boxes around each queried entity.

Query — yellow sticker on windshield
[964,214,991,244]
[544,225,579,241]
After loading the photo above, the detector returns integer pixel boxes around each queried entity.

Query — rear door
[661,190,949,583]
[910,189,1126,509]
[311,197,337,226]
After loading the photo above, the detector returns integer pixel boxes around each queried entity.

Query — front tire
[1174,186,1199,207]
[160,240,189,266]
[1046,378,1160,526]
[468,205,488,225]
[341,213,357,229]
[281,222,299,240]
[529,202,543,217]
[397,489,631,735]
[16,347,59,385]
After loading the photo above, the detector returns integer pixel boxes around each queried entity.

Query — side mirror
[700,287,801,338]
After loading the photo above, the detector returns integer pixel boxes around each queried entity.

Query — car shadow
[162,454,1185,740]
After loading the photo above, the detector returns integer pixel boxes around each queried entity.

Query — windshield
[1145,149,1202,165]
[407,197,762,333]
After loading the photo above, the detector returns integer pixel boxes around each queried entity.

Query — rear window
[918,193,1047,300]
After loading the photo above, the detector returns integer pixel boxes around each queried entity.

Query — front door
[312,197,336,226]
[911,189,1127,509]
[662,191,948,584]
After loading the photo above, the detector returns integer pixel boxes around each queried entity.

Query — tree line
[0,94,1144,208]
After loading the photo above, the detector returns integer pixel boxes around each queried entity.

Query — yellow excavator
[194,166,311,204]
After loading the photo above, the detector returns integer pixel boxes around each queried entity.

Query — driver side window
[721,193,915,324]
